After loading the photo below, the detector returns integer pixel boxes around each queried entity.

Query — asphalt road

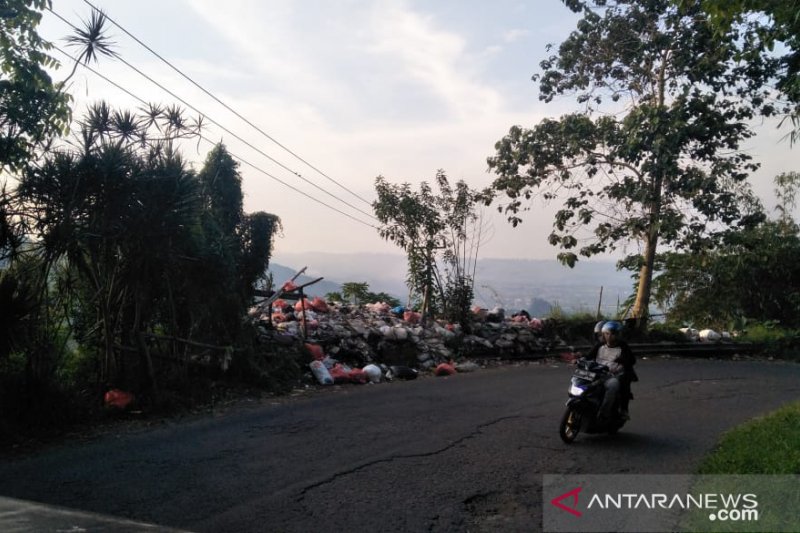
[0,357,799,532]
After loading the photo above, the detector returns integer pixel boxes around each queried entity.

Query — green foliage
[645,321,692,342]
[9,104,280,398]
[227,325,304,394]
[441,276,474,327]
[341,282,370,305]
[0,267,38,360]
[682,401,800,532]
[697,401,800,475]
[240,211,281,302]
[324,291,343,303]
[373,170,480,322]
[690,0,800,143]
[0,8,289,434]
[485,0,778,321]
[0,0,71,173]
[540,309,599,342]
[653,219,800,330]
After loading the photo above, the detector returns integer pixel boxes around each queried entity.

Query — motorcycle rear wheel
[559,406,581,443]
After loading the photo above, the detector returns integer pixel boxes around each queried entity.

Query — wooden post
[300,288,308,338]
[596,286,604,319]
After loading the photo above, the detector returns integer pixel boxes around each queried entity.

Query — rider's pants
[599,376,620,418]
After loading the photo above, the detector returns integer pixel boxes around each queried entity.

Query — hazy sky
[38,0,797,261]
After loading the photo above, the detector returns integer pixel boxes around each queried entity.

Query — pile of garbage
[678,327,733,342]
[249,300,571,385]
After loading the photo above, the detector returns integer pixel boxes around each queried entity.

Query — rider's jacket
[585,340,638,382]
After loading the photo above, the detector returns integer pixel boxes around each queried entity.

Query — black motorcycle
[559,358,628,443]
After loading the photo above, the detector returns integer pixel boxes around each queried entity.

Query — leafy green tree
[653,220,800,329]
[654,173,800,328]
[688,0,800,142]
[16,101,204,389]
[341,282,370,305]
[186,145,281,344]
[324,291,343,303]
[0,0,71,173]
[374,170,481,323]
[374,176,442,316]
[484,0,776,325]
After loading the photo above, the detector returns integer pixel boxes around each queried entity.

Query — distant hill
[271,251,636,315]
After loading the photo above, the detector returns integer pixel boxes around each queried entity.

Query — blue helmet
[601,320,623,334]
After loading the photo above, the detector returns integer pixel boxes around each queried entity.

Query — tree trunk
[132,296,158,402]
[632,230,658,326]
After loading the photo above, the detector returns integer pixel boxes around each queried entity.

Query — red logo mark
[551,487,583,517]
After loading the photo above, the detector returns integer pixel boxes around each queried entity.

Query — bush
[737,324,800,359]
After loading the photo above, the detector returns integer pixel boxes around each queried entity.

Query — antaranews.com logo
[543,475,799,532]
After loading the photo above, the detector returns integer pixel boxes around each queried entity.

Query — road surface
[0,357,798,532]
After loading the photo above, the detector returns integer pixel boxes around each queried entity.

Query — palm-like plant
[63,8,118,84]
[16,101,205,390]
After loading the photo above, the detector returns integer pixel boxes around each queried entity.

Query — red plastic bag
[273,298,286,309]
[329,364,351,384]
[310,297,329,313]
[305,343,325,360]
[295,298,312,313]
[282,281,297,292]
[403,310,421,324]
[104,389,134,410]
[434,363,457,376]
[348,369,368,384]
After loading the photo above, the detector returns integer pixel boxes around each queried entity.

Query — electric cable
[80,0,374,207]
[50,43,378,229]
[48,7,378,222]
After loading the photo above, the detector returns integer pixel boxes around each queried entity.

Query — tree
[654,172,800,328]
[484,0,777,325]
[689,0,800,142]
[653,220,800,329]
[341,282,370,305]
[16,101,204,390]
[374,171,482,324]
[0,0,70,173]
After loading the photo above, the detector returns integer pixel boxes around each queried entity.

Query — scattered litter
[387,365,418,380]
[310,360,334,385]
[434,363,457,376]
[104,389,134,410]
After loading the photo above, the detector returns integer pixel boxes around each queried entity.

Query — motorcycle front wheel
[559,406,581,443]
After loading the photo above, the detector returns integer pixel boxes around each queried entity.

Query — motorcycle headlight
[569,384,585,396]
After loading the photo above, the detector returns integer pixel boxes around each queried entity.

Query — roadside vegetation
[697,401,800,475]
[681,401,800,531]
[0,0,798,444]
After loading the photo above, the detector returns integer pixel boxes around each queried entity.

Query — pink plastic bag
[434,363,457,376]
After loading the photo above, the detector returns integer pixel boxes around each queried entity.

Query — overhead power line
[50,43,378,230]
[48,8,377,223]
[81,0,374,208]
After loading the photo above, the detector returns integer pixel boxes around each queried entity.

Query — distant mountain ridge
[269,251,634,314]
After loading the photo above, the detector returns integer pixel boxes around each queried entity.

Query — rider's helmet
[601,320,623,334]
[593,321,606,335]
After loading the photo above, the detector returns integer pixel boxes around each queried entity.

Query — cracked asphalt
[0,357,799,532]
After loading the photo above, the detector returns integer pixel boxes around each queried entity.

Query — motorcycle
[559,358,628,443]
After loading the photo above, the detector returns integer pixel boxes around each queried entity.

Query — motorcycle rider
[592,320,606,343]
[585,320,637,421]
